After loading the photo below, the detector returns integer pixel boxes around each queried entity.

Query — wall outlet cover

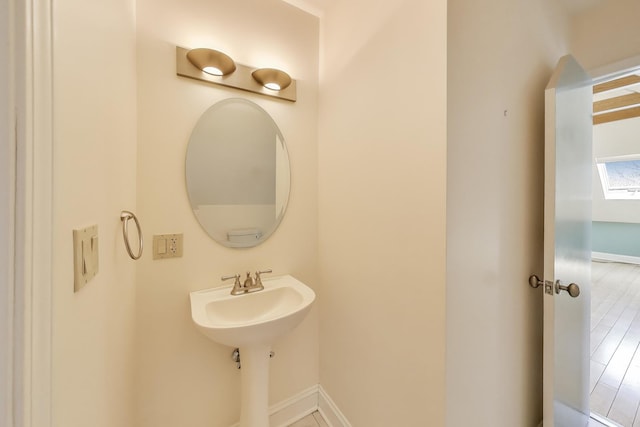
[153,233,183,259]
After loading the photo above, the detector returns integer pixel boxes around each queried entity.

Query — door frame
[1,0,14,422]
[590,55,640,83]
[3,0,54,425]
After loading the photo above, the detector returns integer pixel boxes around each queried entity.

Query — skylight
[596,155,640,200]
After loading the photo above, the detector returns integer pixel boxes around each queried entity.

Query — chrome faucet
[222,269,272,295]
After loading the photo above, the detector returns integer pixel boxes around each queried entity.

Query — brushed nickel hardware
[222,274,244,295]
[545,281,554,295]
[529,274,555,295]
[120,211,143,260]
[221,274,241,283]
[555,280,580,298]
[223,269,272,295]
[255,269,272,287]
[186,48,236,76]
[176,47,296,102]
[529,275,543,288]
[243,271,255,288]
[252,68,292,91]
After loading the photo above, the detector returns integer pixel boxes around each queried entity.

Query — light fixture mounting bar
[176,47,296,102]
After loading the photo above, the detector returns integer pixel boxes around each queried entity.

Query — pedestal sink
[189,274,315,427]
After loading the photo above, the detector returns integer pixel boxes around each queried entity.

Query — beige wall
[318,0,447,425]
[134,0,319,426]
[570,0,640,71]
[446,0,569,425]
[49,1,640,426]
[52,0,138,425]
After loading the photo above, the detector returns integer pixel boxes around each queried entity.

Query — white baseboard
[537,413,623,427]
[591,412,623,427]
[270,385,319,427]
[318,385,351,427]
[229,383,351,427]
[592,251,640,265]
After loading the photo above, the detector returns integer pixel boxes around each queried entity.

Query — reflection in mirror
[186,98,290,248]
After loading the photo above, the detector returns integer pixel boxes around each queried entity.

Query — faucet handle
[224,274,248,295]
[254,269,272,287]
[221,274,241,286]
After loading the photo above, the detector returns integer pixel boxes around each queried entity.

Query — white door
[543,55,593,426]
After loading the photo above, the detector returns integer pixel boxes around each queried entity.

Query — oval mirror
[185,98,290,248]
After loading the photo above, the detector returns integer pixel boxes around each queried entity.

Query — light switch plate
[73,225,99,292]
[153,234,183,259]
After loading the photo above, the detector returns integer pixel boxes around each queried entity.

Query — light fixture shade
[177,46,296,101]
[186,48,236,76]
[252,68,292,91]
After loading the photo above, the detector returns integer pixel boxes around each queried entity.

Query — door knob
[555,281,580,298]
[528,275,543,288]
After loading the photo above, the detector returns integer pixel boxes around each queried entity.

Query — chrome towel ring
[120,210,143,260]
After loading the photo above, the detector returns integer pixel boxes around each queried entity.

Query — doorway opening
[589,66,640,427]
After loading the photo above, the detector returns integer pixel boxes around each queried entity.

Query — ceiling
[281,0,325,17]
[283,0,608,18]
[280,0,636,125]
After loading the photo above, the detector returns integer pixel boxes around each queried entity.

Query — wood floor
[591,260,640,427]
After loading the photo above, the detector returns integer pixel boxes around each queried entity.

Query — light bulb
[264,82,281,91]
[203,66,223,76]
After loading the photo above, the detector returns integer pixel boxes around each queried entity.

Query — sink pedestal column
[239,344,271,427]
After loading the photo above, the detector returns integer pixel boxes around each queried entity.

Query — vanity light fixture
[251,68,292,91]
[186,48,236,76]
[176,46,296,102]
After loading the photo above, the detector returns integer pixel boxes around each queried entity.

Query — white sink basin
[189,274,315,347]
